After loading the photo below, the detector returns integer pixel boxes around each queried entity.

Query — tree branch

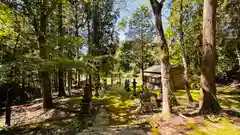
[150,0,165,15]
[45,0,58,17]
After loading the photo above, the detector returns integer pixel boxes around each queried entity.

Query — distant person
[132,79,137,96]
[103,79,108,91]
[124,79,128,91]
[124,79,130,92]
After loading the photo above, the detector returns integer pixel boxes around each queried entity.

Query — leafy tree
[117,5,156,77]
[166,0,198,102]
[166,0,202,73]
[127,5,155,84]
[1,0,88,108]
[179,0,193,102]
[150,0,173,114]
[86,0,119,96]
[215,0,240,77]
[57,0,66,97]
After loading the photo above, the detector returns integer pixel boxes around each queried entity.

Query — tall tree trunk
[236,45,240,67]
[82,83,92,114]
[39,0,53,109]
[81,75,93,114]
[54,70,58,92]
[22,71,25,90]
[141,41,145,88]
[68,70,72,96]
[64,70,67,89]
[94,66,100,97]
[78,71,81,83]
[199,0,221,114]
[58,70,65,96]
[91,2,101,96]
[74,11,82,87]
[150,0,172,114]
[5,87,11,126]
[5,69,14,126]
[21,70,27,102]
[83,2,93,114]
[58,2,66,97]
[179,0,193,103]
[39,36,53,109]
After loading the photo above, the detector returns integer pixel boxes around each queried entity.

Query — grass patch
[189,116,240,135]
[218,95,240,110]
[175,90,200,101]
[149,90,161,97]
[0,124,7,131]
[96,86,138,125]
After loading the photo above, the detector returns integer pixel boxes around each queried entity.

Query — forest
[0,0,239,134]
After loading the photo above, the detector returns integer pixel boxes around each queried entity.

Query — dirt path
[77,107,149,135]
[1,88,240,135]
[0,96,152,135]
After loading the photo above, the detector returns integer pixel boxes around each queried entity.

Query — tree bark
[64,70,67,89]
[236,45,240,67]
[83,2,93,114]
[5,87,11,126]
[199,0,221,114]
[141,41,145,88]
[179,0,193,103]
[22,71,26,91]
[58,70,65,96]
[39,55,53,108]
[58,2,66,97]
[91,2,101,96]
[68,70,72,96]
[54,70,58,92]
[74,8,81,88]
[39,0,53,109]
[150,0,172,114]
[79,71,81,83]
[94,66,100,97]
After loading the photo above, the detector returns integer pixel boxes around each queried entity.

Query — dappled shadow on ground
[152,88,240,135]
[218,97,240,110]
[1,86,240,135]
[149,112,240,135]
[0,88,142,135]
[0,106,83,135]
[98,89,141,125]
[1,99,106,135]
[218,90,240,95]
[8,115,80,135]
[217,91,240,119]
[145,114,206,135]
[223,109,240,118]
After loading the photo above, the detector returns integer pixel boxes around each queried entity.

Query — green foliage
[115,5,157,73]
[126,5,155,41]
[118,18,127,31]
[166,0,240,77]
[215,0,240,76]
[0,0,120,85]
[116,40,156,73]
[166,0,202,74]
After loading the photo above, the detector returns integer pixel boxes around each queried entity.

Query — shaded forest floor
[0,86,240,135]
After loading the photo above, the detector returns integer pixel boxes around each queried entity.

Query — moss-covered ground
[0,85,239,135]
